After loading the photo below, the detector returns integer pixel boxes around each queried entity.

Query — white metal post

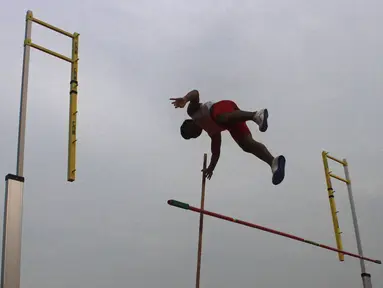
[1,175,25,288]
[343,159,372,288]
[16,10,33,177]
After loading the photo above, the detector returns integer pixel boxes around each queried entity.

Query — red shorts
[211,100,251,142]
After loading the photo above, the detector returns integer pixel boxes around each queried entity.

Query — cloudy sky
[1,0,382,287]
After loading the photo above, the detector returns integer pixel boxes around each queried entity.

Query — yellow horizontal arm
[329,173,350,184]
[327,154,346,166]
[26,41,73,63]
[30,15,74,38]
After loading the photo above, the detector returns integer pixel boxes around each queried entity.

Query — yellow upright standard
[322,151,345,261]
[1,11,79,288]
[25,11,79,181]
[321,151,373,288]
[68,33,79,181]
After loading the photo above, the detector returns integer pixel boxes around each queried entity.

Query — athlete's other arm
[203,133,221,179]
[170,90,200,115]
[184,89,199,103]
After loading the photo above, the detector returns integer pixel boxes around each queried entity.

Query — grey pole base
[1,174,25,288]
[361,273,372,288]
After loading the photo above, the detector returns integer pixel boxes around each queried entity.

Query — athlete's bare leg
[216,109,269,132]
[236,134,286,185]
[236,135,274,166]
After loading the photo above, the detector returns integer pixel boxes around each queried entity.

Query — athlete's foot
[253,109,268,132]
[271,155,286,185]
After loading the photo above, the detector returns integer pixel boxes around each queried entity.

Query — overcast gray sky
[1,0,382,287]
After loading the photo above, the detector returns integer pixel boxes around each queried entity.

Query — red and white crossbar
[167,199,381,265]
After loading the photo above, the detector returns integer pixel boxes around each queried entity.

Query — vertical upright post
[343,160,372,288]
[196,153,207,288]
[16,10,33,177]
[67,33,79,182]
[321,151,344,261]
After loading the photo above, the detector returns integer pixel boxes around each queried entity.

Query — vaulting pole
[167,200,381,265]
[196,153,207,288]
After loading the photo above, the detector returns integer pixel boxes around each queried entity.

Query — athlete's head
[180,119,202,139]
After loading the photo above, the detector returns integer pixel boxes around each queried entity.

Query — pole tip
[167,199,190,210]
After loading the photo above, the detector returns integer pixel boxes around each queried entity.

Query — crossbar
[31,16,74,38]
[167,199,381,265]
[327,154,346,166]
[27,42,73,63]
[329,172,350,184]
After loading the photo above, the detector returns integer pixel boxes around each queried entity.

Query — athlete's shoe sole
[272,155,286,185]
[259,109,268,132]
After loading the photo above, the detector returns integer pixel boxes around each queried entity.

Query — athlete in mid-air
[170,89,286,185]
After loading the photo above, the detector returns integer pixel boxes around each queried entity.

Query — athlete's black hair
[180,119,202,139]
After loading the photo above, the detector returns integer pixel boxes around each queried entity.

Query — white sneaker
[253,109,268,132]
[271,155,286,185]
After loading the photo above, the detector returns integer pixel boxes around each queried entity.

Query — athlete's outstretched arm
[204,133,221,179]
[184,89,199,103]
[170,90,200,112]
